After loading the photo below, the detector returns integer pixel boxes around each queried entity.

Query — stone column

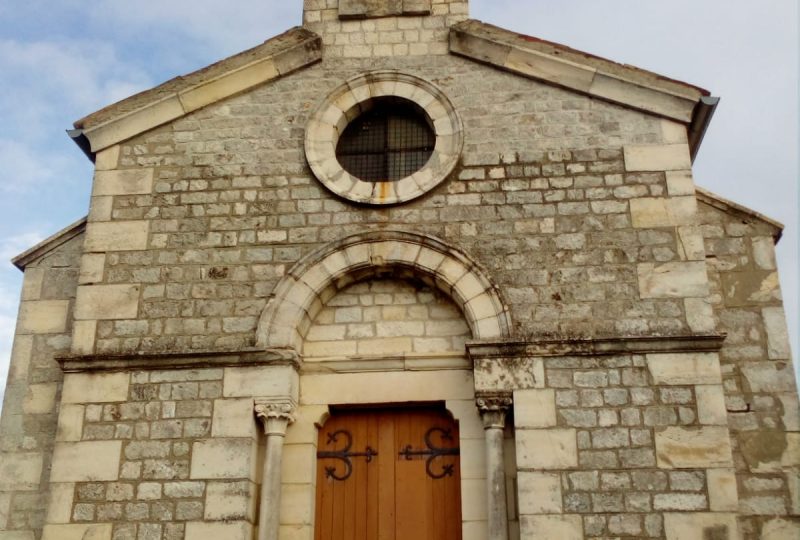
[254,398,296,540]
[477,393,512,540]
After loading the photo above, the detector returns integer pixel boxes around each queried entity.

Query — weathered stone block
[647,353,721,385]
[720,271,781,306]
[517,429,578,469]
[474,357,545,392]
[204,480,257,521]
[763,307,791,360]
[630,196,696,228]
[520,514,583,539]
[75,284,140,320]
[84,221,149,252]
[762,519,800,540]
[624,143,692,171]
[0,531,33,540]
[78,253,106,285]
[742,362,797,393]
[46,482,76,524]
[655,426,733,469]
[663,513,738,540]
[41,524,113,540]
[71,320,97,355]
[93,168,153,196]
[514,389,556,428]
[684,297,715,333]
[22,382,58,414]
[212,398,259,438]
[17,300,69,334]
[94,144,120,171]
[707,469,738,512]
[517,471,562,514]
[223,365,298,399]
[637,261,709,298]
[50,441,122,482]
[0,452,43,490]
[190,438,257,480]
[179,58,279,113]
[62,372,129,403]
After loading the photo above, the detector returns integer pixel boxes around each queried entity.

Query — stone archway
[256,230,511,353]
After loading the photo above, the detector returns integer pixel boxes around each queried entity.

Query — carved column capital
[476,393,512,430]
[254,398,296,436]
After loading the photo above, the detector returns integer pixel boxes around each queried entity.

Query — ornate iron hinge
[399,427,460,479]
[316,429,378,481]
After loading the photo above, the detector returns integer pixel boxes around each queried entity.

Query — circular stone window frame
[305,71,464,206]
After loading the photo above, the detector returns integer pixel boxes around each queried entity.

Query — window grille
[336,99,435,182]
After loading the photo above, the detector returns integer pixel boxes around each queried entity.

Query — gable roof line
[72,27,322,156]
[696,186,784,243]
[11,216,88,271]
[449,20,717,157]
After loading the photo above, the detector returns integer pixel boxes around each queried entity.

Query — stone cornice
[58,348,300,373]
[11,216,87,271]
[449,20,706,125]
[466,334,725,360]
[73,27,322,154]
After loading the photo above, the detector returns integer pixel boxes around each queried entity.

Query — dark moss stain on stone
[740,431,787,470]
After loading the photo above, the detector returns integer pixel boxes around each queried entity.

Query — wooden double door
[314,406,462,540]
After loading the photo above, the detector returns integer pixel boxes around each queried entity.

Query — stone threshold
[467,333,725,360]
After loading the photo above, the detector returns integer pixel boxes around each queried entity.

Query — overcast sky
[0,0,797,409]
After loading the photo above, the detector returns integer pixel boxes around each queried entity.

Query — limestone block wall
[698,200,799,539]
[0,234,82,540]
[69,55,706,358]
[302,278,470,358]
[488,350,740,540]
[302,0,469,58]
[40,363,297,540]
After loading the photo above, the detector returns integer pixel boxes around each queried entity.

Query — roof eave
[11,216,88,271]
[696,186,784,243]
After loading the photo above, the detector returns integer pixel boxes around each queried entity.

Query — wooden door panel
[315,407,461,540]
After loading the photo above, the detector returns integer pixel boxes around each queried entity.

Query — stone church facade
[0,1,797,539]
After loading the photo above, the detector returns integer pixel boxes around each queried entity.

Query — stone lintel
[58,347,300,373]
[466,333,725,361]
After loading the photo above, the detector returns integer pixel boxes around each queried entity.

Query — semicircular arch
[256,230,511,353]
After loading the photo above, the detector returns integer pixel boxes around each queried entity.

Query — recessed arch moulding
[256,231,511,355]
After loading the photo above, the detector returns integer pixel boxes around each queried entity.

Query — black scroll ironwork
[398,427,460,479]
[316,429,378,481]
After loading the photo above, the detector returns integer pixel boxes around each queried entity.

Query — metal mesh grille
[336,99,435,182]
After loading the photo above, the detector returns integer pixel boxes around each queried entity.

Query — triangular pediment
[73,27,322,155]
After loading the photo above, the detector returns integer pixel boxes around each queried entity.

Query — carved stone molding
[476,392,512,430]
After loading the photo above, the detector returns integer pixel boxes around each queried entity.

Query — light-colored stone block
[50,441,122,482]
[85,94,184,152]
[459,438,486,480]
[212,398,259,438]
[446,399,484,440]
[684,298,715,333]
[282,444,317,484]
[520,515,583,540]
[647,352,721,385]
[285,405,329,445]
[20,268,43,301]
[677,226,706,261]
[663,513,739,540]
[665,170,695,196]
[0,531,35,540]
[655,426,733,469]
[41,523,113,540]
[93,168,154,196]
[788,471,800,515]
[204,480,257,521]
[752,236,777,270]
[46,482,76,524]
[624,143,692,171]
[71,320,97,355]
[22,383,58,414]
[474,358,545,392]
[75,284,140,320]
[696,385,727,425]
[516,429,578,469]
[661,119,688,143]
[184,522,253,540]
[0,492,10,528]
[17,300,69,334]
[223,365,299,399]
[518,472,562,514]
[505,47,595,93]
[280,482,314,525]
[514,389,556,428]
[461,478,488,521]
[56,404,85,442]
[78,254,106,284]
[630,196,697,228]
[637,261,709,299]
[94,144,120,171]
[8,335,33,383]
[707,468,738,512]
[0,453,43,490]
[190,438,257,480]
[62,372,129,403]
[762,307,791,360]
[83,220,149,252]
[762,519,800,540]
[88,196,113,222]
